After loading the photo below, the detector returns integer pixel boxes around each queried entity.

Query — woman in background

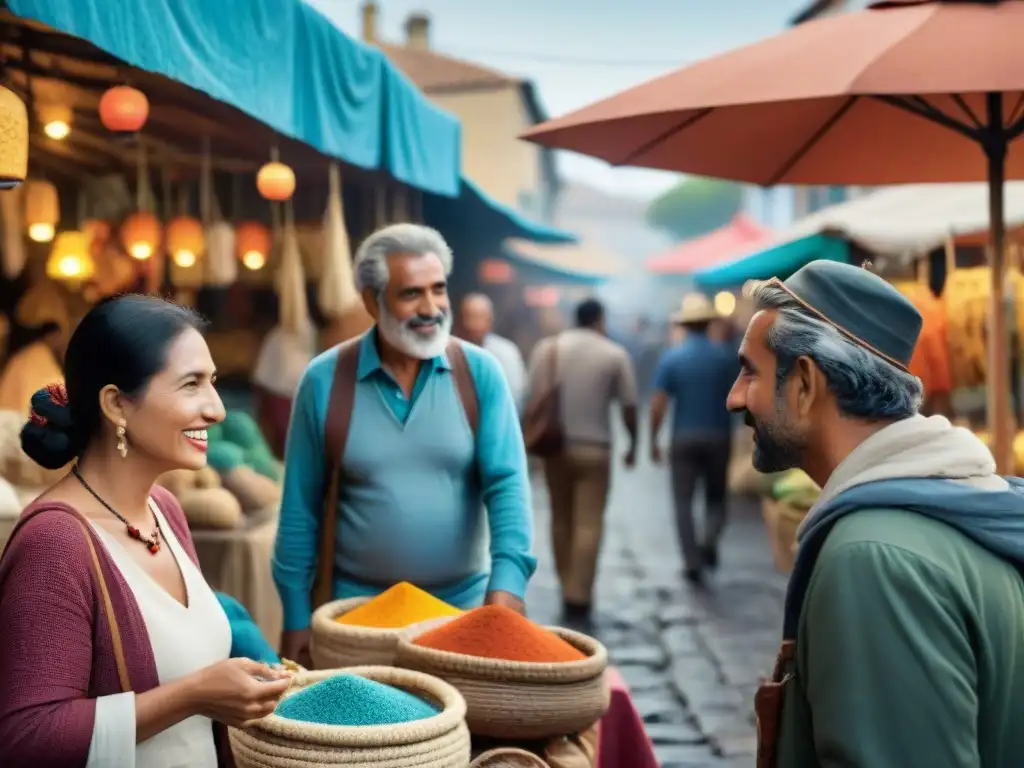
[0,295,291,767]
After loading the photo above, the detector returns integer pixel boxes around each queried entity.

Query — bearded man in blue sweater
[274,223,536,665]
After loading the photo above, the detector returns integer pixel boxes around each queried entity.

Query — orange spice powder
[335,582,463,629]
[412,605,587,663]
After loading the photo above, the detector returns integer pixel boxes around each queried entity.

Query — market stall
[0,0,578,643]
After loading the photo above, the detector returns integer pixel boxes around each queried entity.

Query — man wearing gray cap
[731,261,1024,766]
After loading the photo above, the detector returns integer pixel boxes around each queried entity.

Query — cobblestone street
[526,452,786,768]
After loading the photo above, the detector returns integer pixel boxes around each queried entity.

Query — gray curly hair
[353,223,454,294]
[751,281,923,420]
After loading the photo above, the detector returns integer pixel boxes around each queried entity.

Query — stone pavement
[525,454,787,768]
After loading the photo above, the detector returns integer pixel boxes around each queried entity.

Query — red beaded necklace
[72,464,162,554]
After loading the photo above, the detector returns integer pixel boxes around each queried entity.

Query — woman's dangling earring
[116,420,128,459]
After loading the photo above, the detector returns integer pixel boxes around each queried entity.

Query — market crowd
[1,221,1023,767]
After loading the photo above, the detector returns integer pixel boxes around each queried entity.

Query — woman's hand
[186,657,292,728]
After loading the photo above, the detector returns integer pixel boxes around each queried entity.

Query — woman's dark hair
[21,295,208,469]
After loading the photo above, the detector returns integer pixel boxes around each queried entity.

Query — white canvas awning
[752,182,1024,262]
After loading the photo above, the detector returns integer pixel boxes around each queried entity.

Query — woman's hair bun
[20,383,78,470]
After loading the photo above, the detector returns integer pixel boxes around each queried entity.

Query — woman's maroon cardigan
[0,485,235,767]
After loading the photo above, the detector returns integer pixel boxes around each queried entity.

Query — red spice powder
[413,605,587,663]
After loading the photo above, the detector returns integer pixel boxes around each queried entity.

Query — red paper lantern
[120,211,162,260]
[235,220,271,270]
[99,86,149,133]
[256,161,295,201]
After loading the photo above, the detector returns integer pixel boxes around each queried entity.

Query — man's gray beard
[378,300,451,360]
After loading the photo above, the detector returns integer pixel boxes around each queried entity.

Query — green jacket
[776,508,1024,767]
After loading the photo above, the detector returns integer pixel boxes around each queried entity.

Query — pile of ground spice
[335,582,463,629]
[275,674,439,726]
[412,605,587,663]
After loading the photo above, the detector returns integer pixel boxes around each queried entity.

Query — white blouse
[86,500,231,768]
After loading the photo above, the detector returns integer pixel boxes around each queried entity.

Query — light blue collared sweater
[272,330,536,632]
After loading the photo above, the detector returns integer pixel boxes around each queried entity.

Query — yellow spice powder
[335,582,463,629]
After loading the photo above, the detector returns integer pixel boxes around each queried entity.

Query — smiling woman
[0,294,293,768]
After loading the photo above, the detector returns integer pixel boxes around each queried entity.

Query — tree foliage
[646,177,744,241]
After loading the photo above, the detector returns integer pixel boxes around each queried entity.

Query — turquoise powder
[275,674,440,726]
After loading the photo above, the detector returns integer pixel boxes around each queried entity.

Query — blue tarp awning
[424,178,577,246]
[693,233,851,291]
[8,0,462,197]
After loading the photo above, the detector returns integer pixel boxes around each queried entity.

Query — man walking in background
[650,294,739,585]
[527,298,638,627]
[458,292,528,412]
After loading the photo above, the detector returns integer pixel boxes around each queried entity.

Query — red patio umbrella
[523,0,1024,472]
[645,214,773,274]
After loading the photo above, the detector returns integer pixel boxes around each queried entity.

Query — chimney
[404,12,430,51]
[360,1,378,44]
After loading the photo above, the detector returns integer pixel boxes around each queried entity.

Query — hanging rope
[269,146,282,241]
[137,136,149,213]
[374,182,387,228]
[231,173,242,220]
[199,135,212,227]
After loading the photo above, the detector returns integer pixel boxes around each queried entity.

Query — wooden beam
[30,134,112,171]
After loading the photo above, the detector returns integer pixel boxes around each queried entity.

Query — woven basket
[470,747,549,767]
[762,498,805,574]
[310,597,404,669]
[230,665,471,768]
[310,599,458,670]
[395,627,609,740]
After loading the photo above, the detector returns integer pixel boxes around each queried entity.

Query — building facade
[360,2,560,223]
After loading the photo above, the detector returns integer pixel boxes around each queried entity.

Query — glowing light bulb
[173,249,196,268]
[242,250,266,270]
[44,120,70,140]
[130,242,153,260]
[714,291,737,316]
[28,222,55,242]
[57,255,83,277]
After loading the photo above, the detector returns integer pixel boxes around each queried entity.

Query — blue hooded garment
[782,476,1024,639]
[215,592,281,665]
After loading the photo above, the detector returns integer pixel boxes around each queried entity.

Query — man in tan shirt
[527,298,638,627]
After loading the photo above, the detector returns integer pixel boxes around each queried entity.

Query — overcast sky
[306,0,816,201]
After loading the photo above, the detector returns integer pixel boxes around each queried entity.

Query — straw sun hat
[671,292,720,324]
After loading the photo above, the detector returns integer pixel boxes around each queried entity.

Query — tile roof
[377,42,520,93]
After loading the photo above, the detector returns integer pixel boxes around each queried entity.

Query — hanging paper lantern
[120,211,162,260]
[24,179,59,243]
[99,85,149,133]
[235,220,271,270]
[204,221,237,285]
[256,161,295,201]
[0,86,27,190]
[166,215,205,268]
[46,231,95,282]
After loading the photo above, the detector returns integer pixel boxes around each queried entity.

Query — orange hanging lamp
[166,215,205,268]
[120,211,162,260]
[235,220,271,270]
[99,85,149,133]
[256,161,295,201]
[24,179,59,243]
